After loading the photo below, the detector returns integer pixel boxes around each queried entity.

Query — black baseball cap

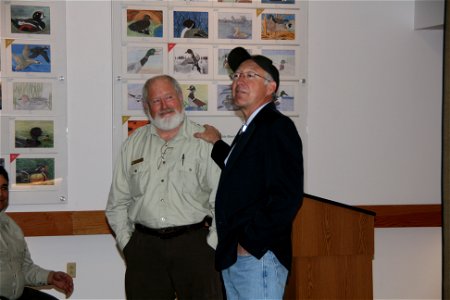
[227,47,280,92]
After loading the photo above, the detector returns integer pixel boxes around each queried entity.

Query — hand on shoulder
[194,124,222,144]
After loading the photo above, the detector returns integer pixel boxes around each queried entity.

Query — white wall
[306,0,442,205]
[374,228,441,300]
[306,2,442,298]
[26,235,125,300]
[10,1,443,299]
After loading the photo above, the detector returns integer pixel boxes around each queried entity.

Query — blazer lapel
[225,121,256,169]
[224,102,276,170]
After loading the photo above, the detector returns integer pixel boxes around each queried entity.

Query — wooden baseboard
[6,203,442,237]
[358,204,442,228]
[7,210,112,236]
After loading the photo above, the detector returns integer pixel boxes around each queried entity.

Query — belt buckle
[159,227,181,239]
[159,227,174,234]
[158,225,181,237]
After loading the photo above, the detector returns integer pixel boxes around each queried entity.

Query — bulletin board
[0,1,68,205]
[111,0,308,157]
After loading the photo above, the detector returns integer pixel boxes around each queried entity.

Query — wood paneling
[6,203,441,237]
[286,255,373,299]
[7,210,112,236]
[72,211,112,235]
[293,198,374,257]
[7,211,74,236]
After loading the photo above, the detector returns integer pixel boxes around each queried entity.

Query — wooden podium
[284,195,375,299]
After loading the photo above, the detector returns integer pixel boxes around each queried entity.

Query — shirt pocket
[177,159,203,195]
[128,162,150,198]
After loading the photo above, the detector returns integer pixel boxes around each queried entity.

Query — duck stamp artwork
[10,5,51,35]
[217,12,252,40]
[127,46,163,74]
[14,120,54,148]
[127,9,163,38]
[13,81,52,111]
[261,48,296,77]
[217,83,238,111]
[217,48,233,77]
[173,11,209,39]
[274,84,295,112]
[172,46,209,77]
[181,83,208,111]
[11,44,51,73]
[261,13,296,40]
[127,82,144,111]
[128,120,149,136]
[15,157,55,186]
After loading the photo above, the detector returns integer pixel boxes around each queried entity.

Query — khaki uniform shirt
[106,117,220,251]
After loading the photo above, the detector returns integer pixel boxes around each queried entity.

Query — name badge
[131,158,144,165]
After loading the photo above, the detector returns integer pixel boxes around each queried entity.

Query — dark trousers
[17,287,58,300]
[124,226,223,300]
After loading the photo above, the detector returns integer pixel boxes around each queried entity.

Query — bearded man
[106,75,223,300]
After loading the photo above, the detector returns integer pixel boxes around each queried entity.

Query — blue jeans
[221,250,288,300]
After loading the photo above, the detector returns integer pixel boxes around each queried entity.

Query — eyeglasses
[229,71,269,81]
[149,95,177,106]
[157,142,174,170]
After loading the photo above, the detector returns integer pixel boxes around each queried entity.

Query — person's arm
[194,124,231,169]
[204,142,222,249]
[105,144,134,251]
[15,223,52,288]
[7,216,74,298]
[211,140,231,169]
[22,244,74,297]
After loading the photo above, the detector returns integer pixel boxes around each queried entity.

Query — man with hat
[195,47,304,299]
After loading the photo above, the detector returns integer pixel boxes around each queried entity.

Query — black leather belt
[135,216,211,239]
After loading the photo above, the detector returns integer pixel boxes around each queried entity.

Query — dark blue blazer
[212,102,304,271]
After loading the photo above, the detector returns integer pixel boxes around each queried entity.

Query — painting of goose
[12,44,51,73]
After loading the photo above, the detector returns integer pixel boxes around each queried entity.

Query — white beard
[149,109,185,131]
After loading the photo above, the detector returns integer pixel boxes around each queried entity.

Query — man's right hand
[194,124,222,144]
